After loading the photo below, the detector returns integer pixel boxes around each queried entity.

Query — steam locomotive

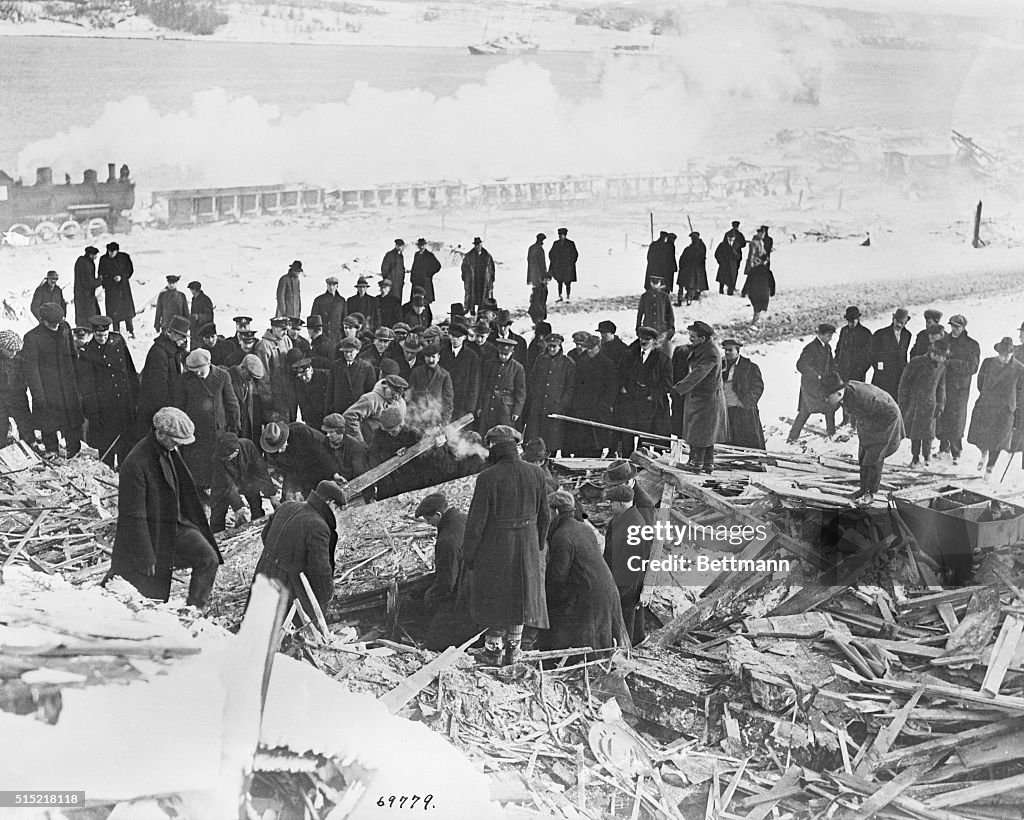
[0,163,135,242]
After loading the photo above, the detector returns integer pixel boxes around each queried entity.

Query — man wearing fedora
[440,322,480,421]
[721,339,765,450]
[615,326,672,457]
[76,314,139,467]
[381,238,407,301]
[677,230,708,307]
[346,277,379,331]
[307,315,334,362]
[936,314,980,465]
[98,241,136,337]
[548,227,578,303]
[463,424,550,666]
[602,458,656,524]
[461,236,495,316]
[260,419,338,499]
[673,321,728,473]
[137,315,189,438]
[787,323,838,443]
[311,276,348,346]
[834,306,873,426]
[107,407,221,607]
[410,238,441,304]
[967,336,1024,478]
[477,337,526,435]
[276,260,303,319]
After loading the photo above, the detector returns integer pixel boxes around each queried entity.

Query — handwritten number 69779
[375,794,434,810]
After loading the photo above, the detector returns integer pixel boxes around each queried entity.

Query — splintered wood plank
[981,612,1024,696]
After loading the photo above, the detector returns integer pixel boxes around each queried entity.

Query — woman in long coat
[462,430,550,657]
[539,492,627,653]
[967,339,1024,473]
[897,347,946,465]
[176,358,240,490]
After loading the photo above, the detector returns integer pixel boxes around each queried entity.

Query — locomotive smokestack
[107,163,116,183]
[83,169,97,184]
[35,167,52,186]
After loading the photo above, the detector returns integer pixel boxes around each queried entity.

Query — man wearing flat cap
[721,340,765,450]
[527,232,549,307]
[672,321,727,472]
[31,270,66,324]
[360,326,398,379]
[410,238,441,305]
[526,332,575,456]
[98,241,136,337]
[187,280,214,350]
[22,301,84,457]
[462,424,549,666]
[310,276,347,347]
[254,479,348,616]
[382,239,407,302]
[910,309,944,359]
[402,287,433,331]
[276,260,303,319]
[870,308,912,400]
[377,278,403,329]
[346,277,379,331]
[788,323,838,443]
[325,336,376,416]
[548,227,578,304]
[76,315,139,467]
[835,306,873,426]
[285,317,311,358]
[176,347,240,495]
[342,374,408,447]
[615,325,672,457]
[73,246,102,327]
[108,407,222,607]
[227,354,264,442]
[462,236,495,316]
[137,315,189,437]
[155,274,189,335]
[209,431,278,533]
[565,333,617,458]
[597,320,628,368]
[936,314,980,465]
[677,230,708,307]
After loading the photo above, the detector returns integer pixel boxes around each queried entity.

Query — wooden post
[972,200,983,248]
[649,212,654,242]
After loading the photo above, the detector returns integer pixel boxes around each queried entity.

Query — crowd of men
[1,228,1022,661]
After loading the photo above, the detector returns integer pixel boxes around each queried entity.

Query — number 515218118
[376,794,434,810]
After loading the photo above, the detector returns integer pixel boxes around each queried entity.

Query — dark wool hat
[894,308,911,321]
[597,320,617,334]
[637,326,659,340]
[394,238,405,246]
[38,302,65,323]
[557,227,568,235]
[415,493,448,518]
[721,338,742,349]
[384,374,409,391]
[166,315,190,336]
[356,276,369,287]
[187,280,201,290]
[312,479,347,508]
[450,303,466,317]
[731,220,740,227]
[290,357,312,372]
[449,323,469,337]
[45,270,58,279]
[85,245,99,254]
[338,337,361,351]
[472,236,482,245]
[844,306,861,320]
[496,309,513,327]
[820,372,846,394]
[535,321,552,336]
[214,431,241,460]
[536,233,546,241]
[306,315,323,328]
[603,459,636,486]
[88,315,113,330]
[321,413,346,433]
[480,298,499,313]
[416,237,427,246]
[199,322,217,338]
[289,260,303,272]
[106,241,119,251]
[473,320,491,334]
[605,484,634,503]
[521,438,548,463]
[402,338,423,353]
[422,343,441,357]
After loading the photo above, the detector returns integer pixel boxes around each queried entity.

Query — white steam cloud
[17,5,848,193]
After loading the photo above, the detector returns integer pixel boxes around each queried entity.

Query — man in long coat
[541,490,626,652]
[0,331,33,447]
[461,237,494,316]
[788,323,837,442]
[492,310,528,366]
[548,227,578,302]
[644,231,676,292]
[107,407,221,606]
[227,353,264,443]
[635,277,675,344]
[440,325,480,422]
[381,239,407,301]
[410,238,441,304]
[154,275,189,334]
[254,317,293,424]
[176,348,240,492]
[311,277,347,345]
[325,337,377,415]
[615,326,672,456]
[565,334,617,457]
[526,231,548,298]
[721,340,765,450]
[346,277,379,331]
[30,270,66,322]
[870,308,912,399]
[137,316,189,436]
[253,479,346,615]
[834,306,873,425]
[898,338,947,466]
[603,483,651,646]
[967,337,1024,478]
[677,231,708,306]
[672,321,727,473]
[597,321,628,368]
[409,344,454,427]
[276,260,302,319]
[714,235,741,296]
[821,374,904,505]
[73,246,101,326]
[21,302,84,456]
[98,241,136,336]
[463,424,550,666]
[187,281,215,350]
[937,314,981,464]
[910,309,945,358]
[724,220,746,269]
[76,315,139,467]
[526,333,575,456]
[477,338,526,434]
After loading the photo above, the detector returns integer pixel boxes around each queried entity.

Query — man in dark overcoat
[461,237,495,315]
[310,277,347,346]
[176,348,240,492]
[541,489,627,653]
[870,308,912,399]
[227,354,264,442]
[525,333,575,456]
[910,309,945,359]
[644,231,676,292]
[409,344,454,426]
[603,484,651,646]
[76,315,138,467]
[325,337,377,416]
[834,306,873,425]
[346,277,379,331]
[722,340,765,450]
[463,425,550,666]
[187,281,215,350]
[937,314,980,464]
[31,270,66,323]
[261,420,339,499]
[724,220,746,264]
[377,279,403,329]
[615,326,672,456]
[253,479,347,616]
[98,241,136,336]
[276,260,302,319]
[137,316,189,438]
[672,321,727,472]
[477,338,526,434]
[209,431,278,532]
[898,338,947,466]
[440,324,480,421]
[73,246,101,326]
[565,334,617,457]
[0,331,33,446]
[677,231,708,306]
[597,321,628,368]
[635,277,675,343]
[154,275,188,334]
[967,337,1024,478]
[381,239,407,301]
[21,302,84,456]
[714,234,741,296]
[788,323,837,441]
[107,408,221,606]
[492,310,528,366]
[410,238,441,304]
[548,227,578,303]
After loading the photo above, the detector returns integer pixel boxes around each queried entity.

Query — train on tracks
[0,163,135,243]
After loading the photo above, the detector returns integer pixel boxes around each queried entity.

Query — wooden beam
[378,630,483,714]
